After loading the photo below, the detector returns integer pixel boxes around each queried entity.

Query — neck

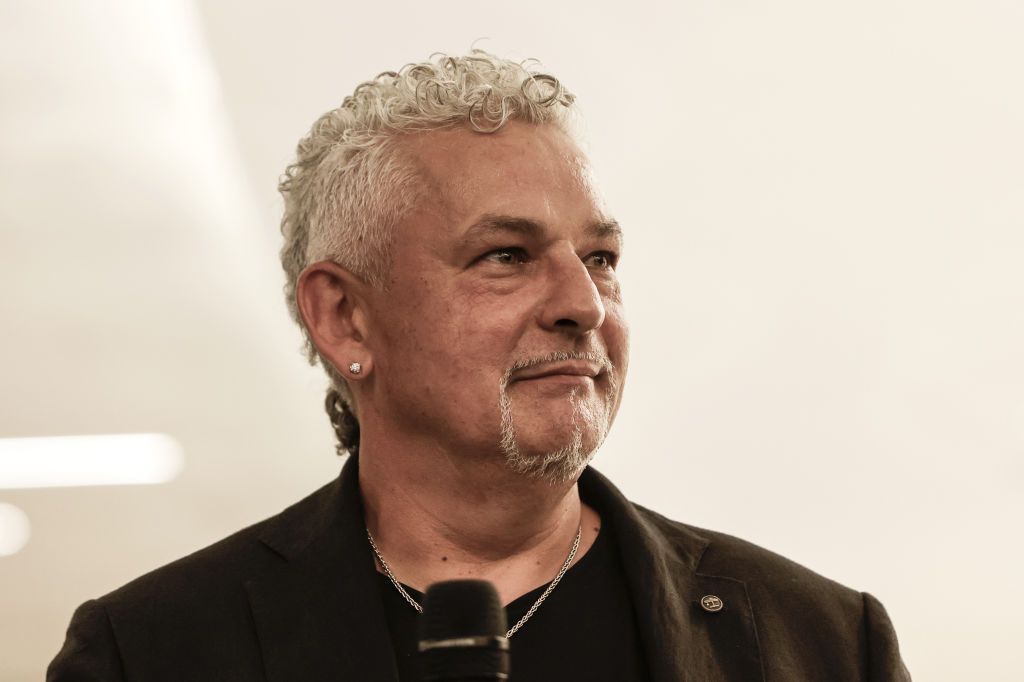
[357,429,599,606]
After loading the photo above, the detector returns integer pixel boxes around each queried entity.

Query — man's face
[364,121,628,482]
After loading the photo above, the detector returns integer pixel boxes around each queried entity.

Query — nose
[538,250,606,335]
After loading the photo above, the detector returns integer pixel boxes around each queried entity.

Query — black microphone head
[418,579,510,681]
[421,579,506,640]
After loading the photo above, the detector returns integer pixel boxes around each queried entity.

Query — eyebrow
[461,214,623,243]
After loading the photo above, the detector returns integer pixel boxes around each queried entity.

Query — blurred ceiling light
[0,503,31,556]
[0,434,184,490]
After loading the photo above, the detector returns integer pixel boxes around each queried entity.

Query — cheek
[381,296,516,386]
[449,287,535,358]
[603,304,630,358]
[374,290,448,372]
[379,271,542,378]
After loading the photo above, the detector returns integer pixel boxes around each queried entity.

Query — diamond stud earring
[348,362,362,375]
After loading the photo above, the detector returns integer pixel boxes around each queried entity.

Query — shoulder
[633,503,863,609]
[582,467,866,617]
[95,477,338,627]
[50,480,343,680]
[629,503,910,680]
[50,473,361,680]
[101,517,274,612]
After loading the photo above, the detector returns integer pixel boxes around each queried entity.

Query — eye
[583,251,618,270]
[481,247,529,266]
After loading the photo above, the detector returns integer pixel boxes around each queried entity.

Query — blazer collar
[246,455,399,682]
[580,468,765,682]
[246,458,764,682]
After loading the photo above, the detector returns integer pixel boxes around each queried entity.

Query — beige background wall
[2,0,1022,679]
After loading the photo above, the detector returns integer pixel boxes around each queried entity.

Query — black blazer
[49,457,911,681]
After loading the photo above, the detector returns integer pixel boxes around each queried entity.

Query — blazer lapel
[245,456,399,682]
[581,469,765,682]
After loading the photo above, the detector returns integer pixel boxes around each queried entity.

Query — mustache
[500,350,614,387]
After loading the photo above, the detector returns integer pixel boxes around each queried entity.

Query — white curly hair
[277,50,579,454]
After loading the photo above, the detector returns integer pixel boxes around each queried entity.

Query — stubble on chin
[497,352,618,484]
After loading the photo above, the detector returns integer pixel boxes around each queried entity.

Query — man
[49,51,911,681]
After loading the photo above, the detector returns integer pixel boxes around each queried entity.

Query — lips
[512,359,604,382]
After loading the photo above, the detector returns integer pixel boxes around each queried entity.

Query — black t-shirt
[378,521,650,681]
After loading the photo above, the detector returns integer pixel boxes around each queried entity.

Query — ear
[295,261,373,381]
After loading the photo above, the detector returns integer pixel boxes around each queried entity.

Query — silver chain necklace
[366,524,582,639]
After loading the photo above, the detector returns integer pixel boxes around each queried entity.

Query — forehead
[397,122,608,238]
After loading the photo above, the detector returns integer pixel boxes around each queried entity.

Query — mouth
[510,358,606,383]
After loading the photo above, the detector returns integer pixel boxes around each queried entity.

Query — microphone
[418,579,511,681]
